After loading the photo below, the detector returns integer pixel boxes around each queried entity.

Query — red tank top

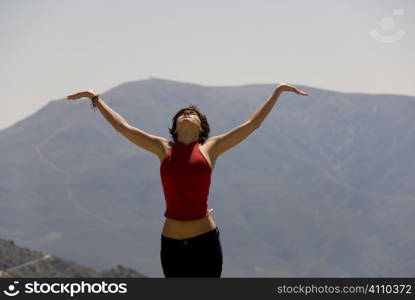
[160,140,212,221]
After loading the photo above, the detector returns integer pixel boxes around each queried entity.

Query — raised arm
[66,90,166,159]
[248,82,308,128]
[208,83,308,158]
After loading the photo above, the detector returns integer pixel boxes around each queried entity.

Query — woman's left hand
[277,82,309,96]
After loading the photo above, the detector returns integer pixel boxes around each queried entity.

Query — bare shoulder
[158,138,174,163]
[200,136,219,154]
[199,136,221,170]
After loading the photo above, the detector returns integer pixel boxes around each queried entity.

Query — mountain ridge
[0,238,146,278]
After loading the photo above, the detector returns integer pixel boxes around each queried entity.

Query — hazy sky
[1,0,414,131]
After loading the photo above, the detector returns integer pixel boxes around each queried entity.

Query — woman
[66,82,308,277]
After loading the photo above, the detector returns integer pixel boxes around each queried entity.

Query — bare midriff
[162,214,217,239]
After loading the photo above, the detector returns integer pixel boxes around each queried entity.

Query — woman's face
[176,109,202,133]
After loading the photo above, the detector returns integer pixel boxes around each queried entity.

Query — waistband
[161,226,219,246]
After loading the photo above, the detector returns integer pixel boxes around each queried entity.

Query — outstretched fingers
[66,91,90,100]
[296,89,309,96]
[289,86,308,96]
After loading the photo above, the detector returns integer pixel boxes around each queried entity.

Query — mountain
[0,77,414,277]
[0,238,145,277]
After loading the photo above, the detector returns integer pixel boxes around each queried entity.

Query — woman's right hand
[276,83,308,96]
[66,89,97,101]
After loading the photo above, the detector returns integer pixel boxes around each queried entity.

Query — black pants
[160,226,223,278]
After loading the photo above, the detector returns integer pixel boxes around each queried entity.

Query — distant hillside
[0,238,145,278]
[0,77,414,277]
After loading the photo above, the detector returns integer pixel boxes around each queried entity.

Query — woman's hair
[168,104,210,144]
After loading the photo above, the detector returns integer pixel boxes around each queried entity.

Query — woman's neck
[176,131,199,145]
[176,137,199,145]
